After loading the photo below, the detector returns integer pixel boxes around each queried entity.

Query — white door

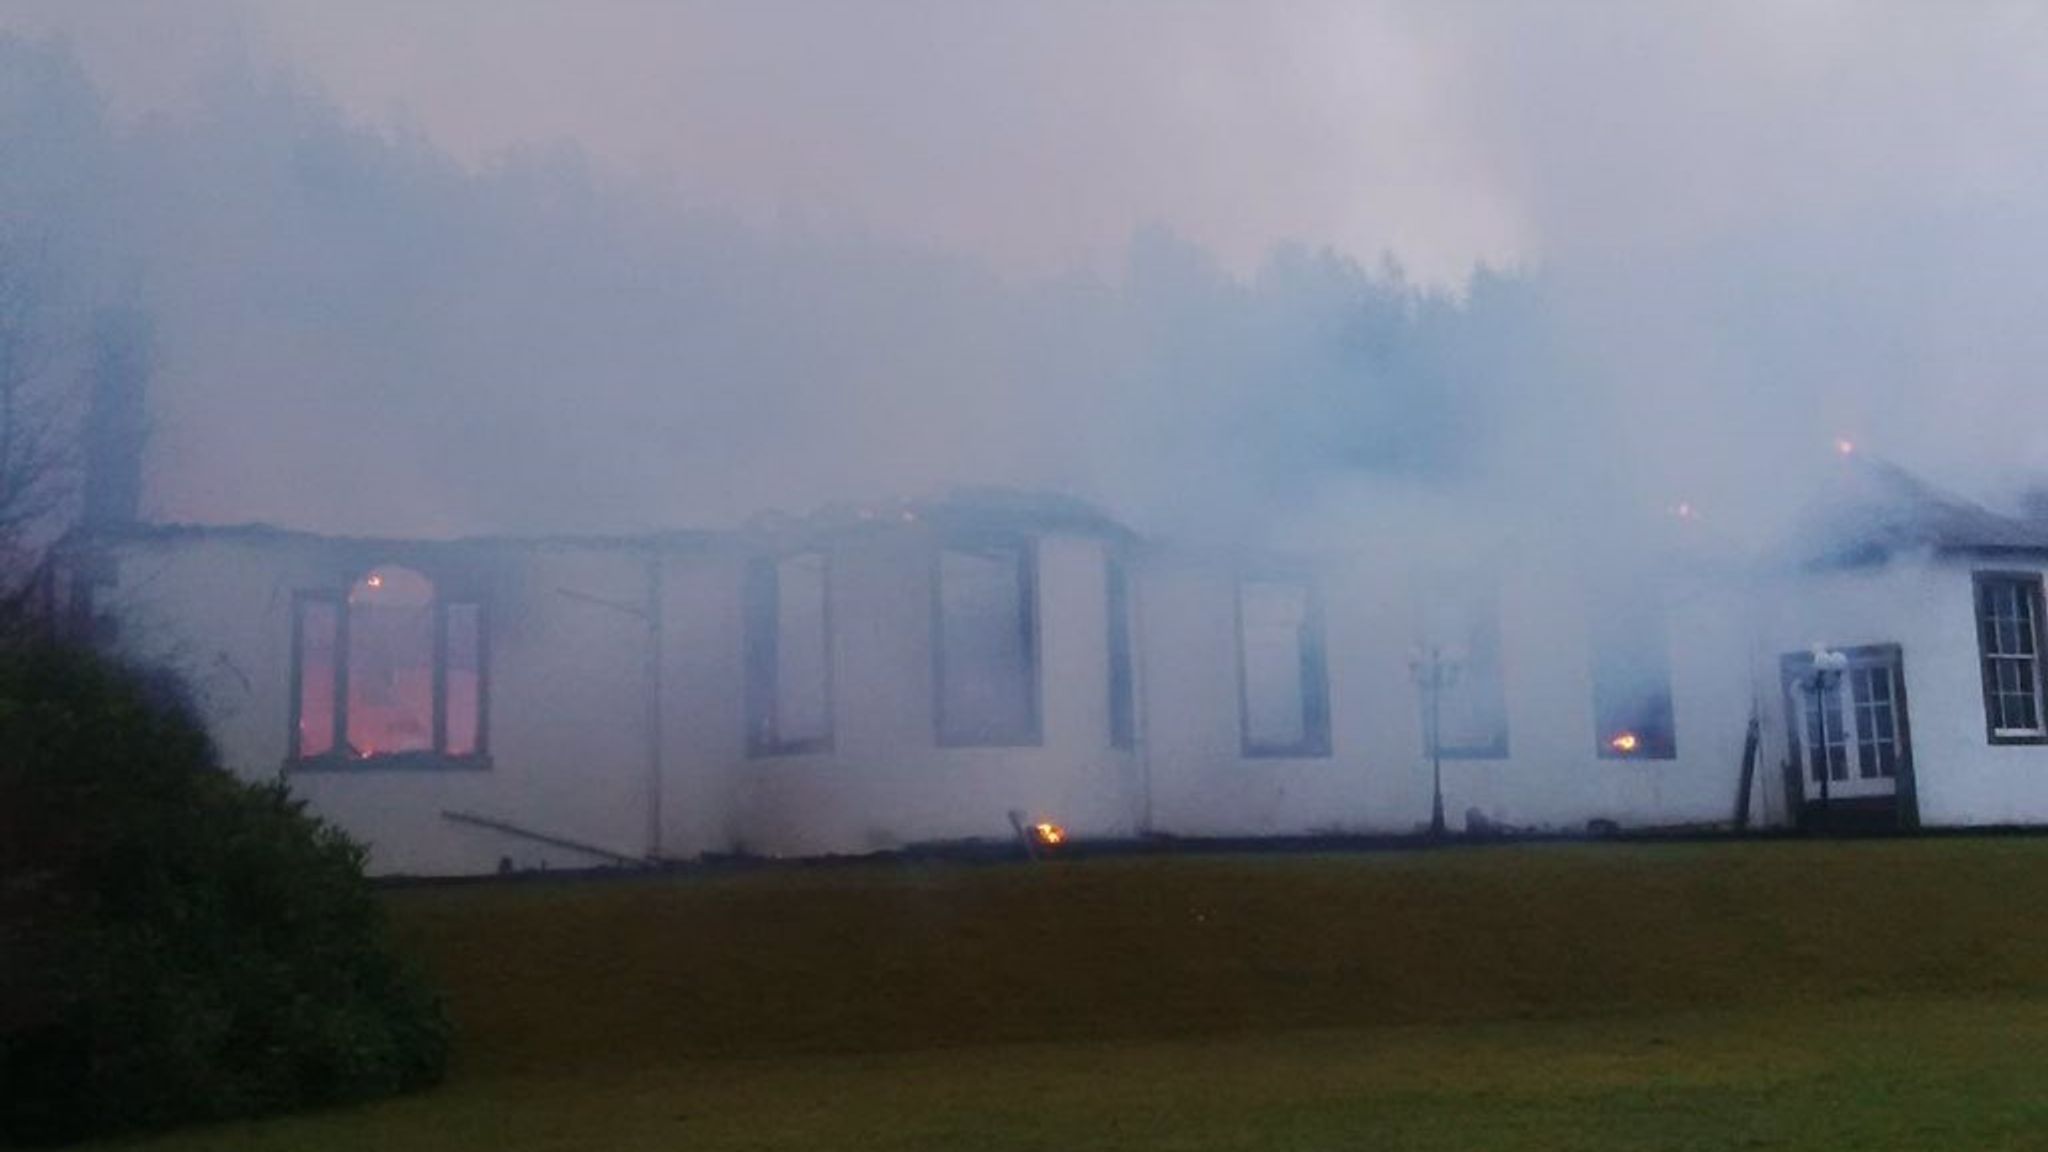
[1787,655,1905,802]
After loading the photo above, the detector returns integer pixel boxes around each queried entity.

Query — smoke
[2,1,2046,555]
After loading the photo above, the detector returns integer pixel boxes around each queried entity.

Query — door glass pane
[1804,682,1849,783]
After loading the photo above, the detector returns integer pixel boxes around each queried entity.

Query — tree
[0,641,450,1145]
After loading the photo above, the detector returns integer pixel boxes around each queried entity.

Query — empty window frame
[289,565,488,766]
[1976,572,2047,742]
[1422,589,1509,759]
[1237,576,1331,758]
[746,552,834,755]
[1107,553,1136,750]
[934,539,1040,746]
[1589,591,1678,760]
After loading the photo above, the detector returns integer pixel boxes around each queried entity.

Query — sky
[1,0,2046,543]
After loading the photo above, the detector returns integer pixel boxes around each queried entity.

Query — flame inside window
[1608,731,1640,754]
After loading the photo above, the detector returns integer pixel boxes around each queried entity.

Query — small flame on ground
[1032,822,1066,847]
[366,573,383,588]
[1609,732,1640,754]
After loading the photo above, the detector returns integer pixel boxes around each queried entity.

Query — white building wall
[655,544,750,861]
[87,520,1957,879]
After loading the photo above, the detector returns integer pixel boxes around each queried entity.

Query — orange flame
[1609,732,1640,754]
[1032,822,1066,847]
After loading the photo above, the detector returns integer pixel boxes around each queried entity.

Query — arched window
[290,564,488,766]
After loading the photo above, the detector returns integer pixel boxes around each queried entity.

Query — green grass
[107,839,2048,1150]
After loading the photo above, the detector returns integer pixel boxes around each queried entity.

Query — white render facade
[51,473,2048,877]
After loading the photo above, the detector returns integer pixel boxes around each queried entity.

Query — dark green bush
[0,641,449,1146]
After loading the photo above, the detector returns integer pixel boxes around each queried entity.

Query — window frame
[1588,590,1678,762]
[1234,573,1333,760]
[1107,551,1136,751]
[286,570,492,772]
[745,550,837,758]
[931,535,1043,748]
[1974,570,2048,745]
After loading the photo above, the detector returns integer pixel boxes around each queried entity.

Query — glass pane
[295,600,338,757]
[1241,581,1309,749]
[346,566,436,757]
[775,554,830,746]
[938,546,1034,743]
[444,602,483,756]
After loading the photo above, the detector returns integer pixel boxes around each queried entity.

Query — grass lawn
[109,838,2048,1150]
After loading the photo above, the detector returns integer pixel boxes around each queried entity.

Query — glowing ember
[1836,438,1856,456]
[1609,732,1640,754]
[1032,822,1066,847]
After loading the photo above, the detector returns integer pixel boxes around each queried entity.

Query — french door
[1782,647,1910,804]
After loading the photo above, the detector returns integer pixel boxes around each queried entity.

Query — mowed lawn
[112,839,2048,1151]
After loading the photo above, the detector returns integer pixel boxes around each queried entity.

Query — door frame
[1778,642,1920,832]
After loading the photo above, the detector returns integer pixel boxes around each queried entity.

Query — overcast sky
[3,1,2047,539]
[13,0,2040,283]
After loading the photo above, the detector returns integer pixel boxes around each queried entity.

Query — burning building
[44,460,2048,875]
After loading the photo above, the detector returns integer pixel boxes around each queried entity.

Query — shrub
[0,641,449,1146]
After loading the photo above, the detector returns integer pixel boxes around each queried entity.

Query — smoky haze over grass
[3,3,2047,549]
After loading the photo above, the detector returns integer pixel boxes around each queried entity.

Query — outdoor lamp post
[1805,645,1849,832]
[1409,645,1462,841]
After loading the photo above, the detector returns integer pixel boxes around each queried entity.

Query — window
[1421,589,1509,759]
[1589,592,1677,760]
[1107,554,1135,750]
[746,552,833,755]
[1237,577,1330,757]
[935,540,1039,746]
[289,565,488,767]
[1976,572,2047,742]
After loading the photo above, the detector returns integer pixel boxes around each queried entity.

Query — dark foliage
[0,641,448,1146]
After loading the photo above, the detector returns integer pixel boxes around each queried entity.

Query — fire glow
[1608,731,1640,754]
[1032,822,1066,847]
